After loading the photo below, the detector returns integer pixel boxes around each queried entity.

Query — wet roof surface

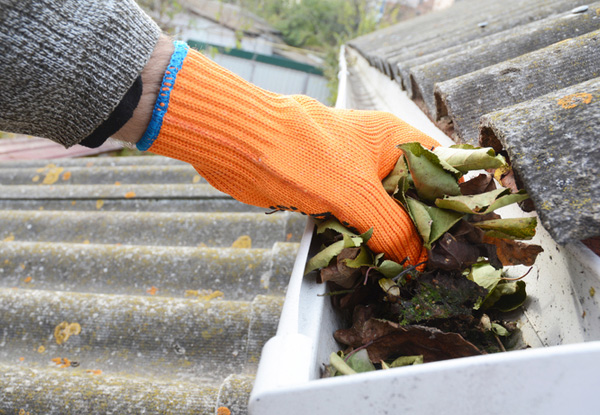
[349,0,600,243]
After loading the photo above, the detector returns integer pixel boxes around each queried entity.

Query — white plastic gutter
[249,45,600,415]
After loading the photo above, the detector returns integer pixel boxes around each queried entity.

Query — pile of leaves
[304,143,543,377]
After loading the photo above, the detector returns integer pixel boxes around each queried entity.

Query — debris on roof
[0,155,304,414]
[347,0,599,245]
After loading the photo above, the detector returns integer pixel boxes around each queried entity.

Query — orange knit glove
[137,42,439,265]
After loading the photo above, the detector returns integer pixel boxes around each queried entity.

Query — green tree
[136,0,183,34]
[235,0,380,101]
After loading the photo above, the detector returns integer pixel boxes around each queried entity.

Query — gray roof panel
[435,29,600,144]
[479,77,600,243]
[0,154,304,413]
[351,0,589,81]
[409,4,600,116]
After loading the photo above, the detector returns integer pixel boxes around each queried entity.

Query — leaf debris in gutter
[305,143,543,377]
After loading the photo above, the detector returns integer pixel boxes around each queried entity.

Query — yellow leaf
[54,322,81,345]
[231,235,252,248]
[42,167,64,185]
[124,191,136,198]
[96,200,104,209]
[3,233,15,242]
[199,290,224,301]
[32,175,40,182]
[192,175,201,183]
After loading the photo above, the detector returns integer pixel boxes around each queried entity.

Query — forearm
[0,0,161,147]
[112,36,174,145]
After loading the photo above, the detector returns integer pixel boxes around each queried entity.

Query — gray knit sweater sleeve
[0,0,161,147]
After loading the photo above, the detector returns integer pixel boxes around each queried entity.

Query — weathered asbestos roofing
[0,155,304,414]
[348,0,600,244]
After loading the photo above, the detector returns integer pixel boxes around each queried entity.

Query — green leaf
[376,260,405,279]
[492,280,527,312]
[329,352,356,376]
[486,189,530,213]
[424,206,464,249]
[389,355,423,367]
[346,349,376,373]
[469,262,503,291]
[359,227,374,244]
[435,188,507,213]
[382,155,409,194]
[406,197,432,246]
[305,234,362,274]
[435,188,529,214]
[491,323,510,337]
[433,145,507,173]
[399,142,461,202]
[474,217,537,240]
[479,279,527,311]
[406,198,464,249]
[468,262,503,310]
[392,173,411,209]
[343,246,373,268]
[316,219,358,236]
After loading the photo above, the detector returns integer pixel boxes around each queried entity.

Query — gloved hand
[137,42,440,265]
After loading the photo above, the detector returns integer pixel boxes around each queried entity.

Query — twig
[392,261,427,282]
[494,334,507,352]
[363,266,375,285]
[344,341,374,362]
[501,267,533,281]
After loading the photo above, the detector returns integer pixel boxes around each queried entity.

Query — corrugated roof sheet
[0,155,304,414]
[347,0,599,243]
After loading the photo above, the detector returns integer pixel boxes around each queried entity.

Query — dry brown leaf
[482,235,543,266]
[459,173,496,196]
[318,247,362,289]
[334,307,482,363]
